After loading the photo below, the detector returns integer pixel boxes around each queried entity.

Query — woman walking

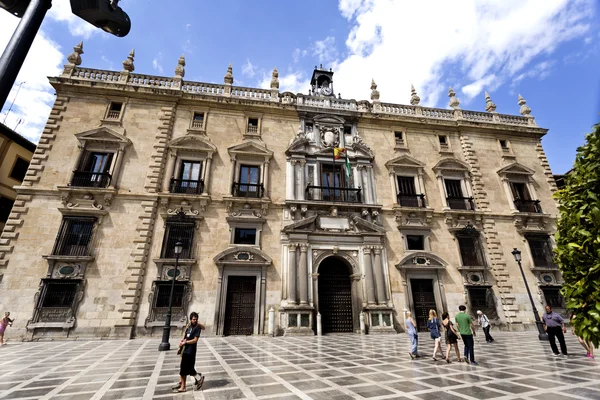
[173,312,205,393]
[442,312,462,363]
[405,311,420,359]
[426,309,443,361]
[571,314,594,359]
[0,312,14,346]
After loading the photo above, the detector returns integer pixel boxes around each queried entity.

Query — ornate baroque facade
[0,45,563,340]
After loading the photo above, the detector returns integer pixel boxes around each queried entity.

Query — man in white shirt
[477,310,494,343]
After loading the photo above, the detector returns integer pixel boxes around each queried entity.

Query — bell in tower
[310,64,334,97]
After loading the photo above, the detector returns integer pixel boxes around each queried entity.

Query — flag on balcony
[333,147,346,159]
[344,151,351,179]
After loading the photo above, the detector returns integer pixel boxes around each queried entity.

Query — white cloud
[292,48,308,64]
[333,0,595,108]
[0,13,64,143]
[152,52,164,74]
[47,0,98,38]
[242,59,256,78]
[313,36,337,65]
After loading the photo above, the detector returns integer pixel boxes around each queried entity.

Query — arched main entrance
[318,257,353,333]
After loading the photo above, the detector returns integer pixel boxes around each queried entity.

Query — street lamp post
[158,241,183,351]
[511,248,549,341]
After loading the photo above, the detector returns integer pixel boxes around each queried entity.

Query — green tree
[554,122,600,347]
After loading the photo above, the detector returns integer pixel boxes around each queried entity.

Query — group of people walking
[406,305,485,365]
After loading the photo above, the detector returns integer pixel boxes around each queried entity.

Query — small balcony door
[321,163,344,201]
[235,165,262,197]
[171,160,203,194]
[72,152,113,187]
[397,176,423,207]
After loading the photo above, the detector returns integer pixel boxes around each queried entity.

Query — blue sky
[1,0,599,174]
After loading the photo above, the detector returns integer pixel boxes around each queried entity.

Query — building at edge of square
[0,45,562,340]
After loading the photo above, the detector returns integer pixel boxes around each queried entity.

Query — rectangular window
[234,165,262,198]
[541,287,565,309]
[41,280,79,308]
[467,287,497,318]
[457,235,486,266]
[438,135,448,145]
[406,235,424,251]
[305,122,313,131]
[394,131,404,144]
[9,157,29,182]
[397,176,423,207]
[499,139,508,150]
[191,112,205,129]
[510,182,530,200]
[343,126,352,135]
[234,228,257,245]
[247,118,259,133]
[0,196,15,222]
[107,102,123,119]
[445,179,472,210]
[154,282,185,308]
[527,235,555,267]
[171,160,203,194]
[161,220,195,259]
[72,151,113,187]
[53,217,96,256]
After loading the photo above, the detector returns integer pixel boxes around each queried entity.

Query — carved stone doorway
[318,257,353,334]
[410,279,437,332]
[223,276,256,336]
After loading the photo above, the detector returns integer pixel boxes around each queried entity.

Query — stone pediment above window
[433,158,470,176]
[496,162,536,178]
[385,154,425,172]
[169,134,217,156]
[75,126,132,150]
[282,215,385,235]
[228,140,273,161]
[213,246,272,267]
[396,252,447,270]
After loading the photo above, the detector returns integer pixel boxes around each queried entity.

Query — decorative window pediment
[74,126,132,150]
[169,134,217,155]
[385,154,425,172]
[228,139,273,161]
[433,158,470,175]
[213,246,272,267]
[496,162,536,178]
[396,252,447,270]
[282,215,385,235]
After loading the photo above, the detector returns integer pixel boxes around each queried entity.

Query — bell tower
[310,64,334,97]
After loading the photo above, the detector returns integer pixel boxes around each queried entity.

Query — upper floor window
[386,155,426,209]
[191,112,205,129]
[234,228,257,245]
[397,176,425,208]
[526,234,555,268]
[445,179,474,210]
[406,235,425,251]
[170,160,203,194]
[247,118,259,134]
[233,164,263,198]
[72,151,114,188]
[510,181,542,213]
[9,156,29,182]
[456,233,486,267]
[394,131,404,146]
[438,135,451,153]
[433,158,473,211]
[541,287,565,309]
[52,216,96,257]
[161,215,195,259]
[105,102,123,120]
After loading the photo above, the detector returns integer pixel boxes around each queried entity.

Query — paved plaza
[0,332,599,400]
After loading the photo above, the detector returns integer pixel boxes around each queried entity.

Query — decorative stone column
[163,152,176,192]
[501,177,516,211]
[373,246,387,305]
[361,167,371,204]
[389,171,397,205]
[437,174,448,209]
[298,160,306,200]
[298,243,308,305]
[263,159,270,198]
[229,157,237,191]
[362,246,376,305]
[286,160,295,200]
[288,243,298,305]
[202,156,212,195]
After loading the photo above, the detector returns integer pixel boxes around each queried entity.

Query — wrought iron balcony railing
[170,178,204,195]
[514,199,542,213]
[70,171,112,188]
[447,196,475,210]
[232,182,264,198]
[397,194,426,208]
[305,185,362,203]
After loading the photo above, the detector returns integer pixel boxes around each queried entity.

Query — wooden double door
[410,279,437,332]
[223,276,256,336]
[318,258,354,334]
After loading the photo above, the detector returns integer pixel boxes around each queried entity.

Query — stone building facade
[0,44,563,340]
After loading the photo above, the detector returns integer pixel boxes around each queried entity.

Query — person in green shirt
[455,305,478,365]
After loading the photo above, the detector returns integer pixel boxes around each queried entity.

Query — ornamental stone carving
[67,42,83,66]
[319,126,340,148]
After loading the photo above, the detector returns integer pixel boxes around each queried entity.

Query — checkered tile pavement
[0,331,599,399]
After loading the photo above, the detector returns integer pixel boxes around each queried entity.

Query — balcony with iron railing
[169,178,204,195]
[305,185,362,203]
[70,171,112,188]
[397,194,426,208]
[232,182,264,198]
[447,196,475,211]
[514,199,542,213]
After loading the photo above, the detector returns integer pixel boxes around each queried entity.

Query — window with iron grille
[444,179,463,197]
[467,287,498,318]
[541,287,565,309]
[41,280,79,308]
[154,282,186,308]
[457,235,486,266]
[526,235,555,267]
[52,217,96,256]
[161,219,195,259]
